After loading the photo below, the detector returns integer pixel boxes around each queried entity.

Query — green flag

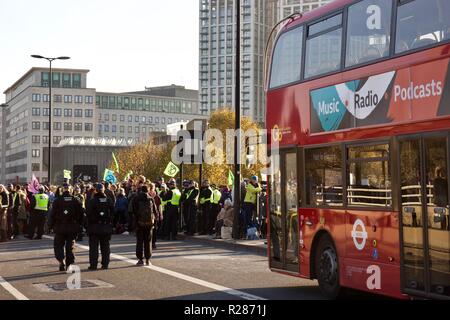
[164,161,180,177]
[63,170,71,180]
[112,152,120,173]
[124,170,133,181]
[228,170,234,186]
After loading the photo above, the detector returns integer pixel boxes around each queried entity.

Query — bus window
[347,144,391,208]
[305,146,343,207]
[395,0,450,54]
[346,0,392,67]
[305,14,343,78]
[270,26,303,89]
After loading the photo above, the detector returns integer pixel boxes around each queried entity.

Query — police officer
[210,184,222,235]
[86,183,114,270]
[49,183,83,271]
[182,180,199,236]
[28,186,49,240]
[199,180,213,235]
[160,179,181,240]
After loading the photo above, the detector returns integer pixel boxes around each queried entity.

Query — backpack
[136,197,155,227]
[96,197,112,224]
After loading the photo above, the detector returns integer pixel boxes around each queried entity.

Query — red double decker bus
[265,0,450,299]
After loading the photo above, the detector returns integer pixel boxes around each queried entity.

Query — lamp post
[31,55,70,185]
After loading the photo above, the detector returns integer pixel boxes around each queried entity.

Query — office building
[2,69,203,184]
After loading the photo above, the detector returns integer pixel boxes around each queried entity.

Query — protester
[0,185,9,242]
[214,199,234,239]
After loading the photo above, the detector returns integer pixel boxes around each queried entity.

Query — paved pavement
[0,234,323,300]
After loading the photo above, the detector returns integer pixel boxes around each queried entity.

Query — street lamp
[31,55,70,185]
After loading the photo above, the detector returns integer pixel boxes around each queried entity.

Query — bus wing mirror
[433,207,446,223]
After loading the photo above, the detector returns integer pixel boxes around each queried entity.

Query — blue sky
[0,0,199,103]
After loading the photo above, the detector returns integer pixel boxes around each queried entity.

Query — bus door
[269,149,300,273]
[399,133,450,299]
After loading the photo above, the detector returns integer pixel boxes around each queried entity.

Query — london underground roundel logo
[351,219,368,251]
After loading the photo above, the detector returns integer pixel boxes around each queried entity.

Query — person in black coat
[49,184,84,271]
[86,183,115,270]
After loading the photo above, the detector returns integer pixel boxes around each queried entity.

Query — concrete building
[2,69,203,184]
[199,0,279,124]
[96,85,203,144]
[199,0,331,125]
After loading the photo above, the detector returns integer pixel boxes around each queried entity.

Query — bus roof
[282,0,354,32]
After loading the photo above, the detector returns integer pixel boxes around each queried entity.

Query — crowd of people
[0,174,266,271]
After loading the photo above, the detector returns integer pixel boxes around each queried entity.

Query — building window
[43,94,49,102]
[120,115,125,122]
[32,94,41,102]
[161,118,166,124]
[72,74,81,88]
[148,117,153,123]
[32,108,41,116]
[104,114,109,121]
[53,122,62,130]
[54,95,62,103]
[41,72,49,87]
[64,122,72,131]
[75,109,83,117]
[64,109,73,117]
[85,109,93,118]
[43,122,49,130]
[135,127,140,133]
[42,136,48,144]
[74,123,83,131]
[43,108,49,116]
[112,125,117,133]
[74,95,83,104]
[104,125,109,132]
[52,72,61,87]
[32,122,41,130]
[32,149,40,158]
[64,95,73,103]
[112,114,117,122]
[53,108,62,117]
[85,123,93,131]
[128,126,132,133]
[32,136,40,144]
[32,163,40,172]
[53,136,61,144]
[128,115,132,122]
[120,126,124,133]
[62,73,71,88]
[155,117,159,124]
[135,116,139,122]
[85,96,94,104]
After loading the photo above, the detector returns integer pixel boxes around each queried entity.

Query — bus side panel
[341,210,402,297]
[299,208,347,279]
[341,258,405,299]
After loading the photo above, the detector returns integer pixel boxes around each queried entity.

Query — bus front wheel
[315,235,341,299]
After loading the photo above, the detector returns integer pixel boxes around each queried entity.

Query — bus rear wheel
[315,235,341,299]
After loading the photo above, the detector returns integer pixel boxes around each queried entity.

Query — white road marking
[0,276,29,300]
[43,235,266,300]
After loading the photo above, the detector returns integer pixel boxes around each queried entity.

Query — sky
[0,0,199,103]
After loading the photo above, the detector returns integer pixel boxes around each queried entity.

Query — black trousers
[185,205,197,235]
[54,233,76,265]
[89,234,111,267]
[164,206,179,240]
[208,204,221,234]
[199,203,210,234]
[136,226,153,260]
[29,211,46,238]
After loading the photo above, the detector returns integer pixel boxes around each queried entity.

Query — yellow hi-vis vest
[170,188,181,206]
[199,187,213,204]
[212,189,221,204]
[34,193,49,211]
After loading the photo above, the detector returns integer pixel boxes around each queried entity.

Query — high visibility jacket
[212,189,222,204]
[199,187,213,204]
[170,188,181,206]
[34,193,49,211]
[244,183,262,204]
